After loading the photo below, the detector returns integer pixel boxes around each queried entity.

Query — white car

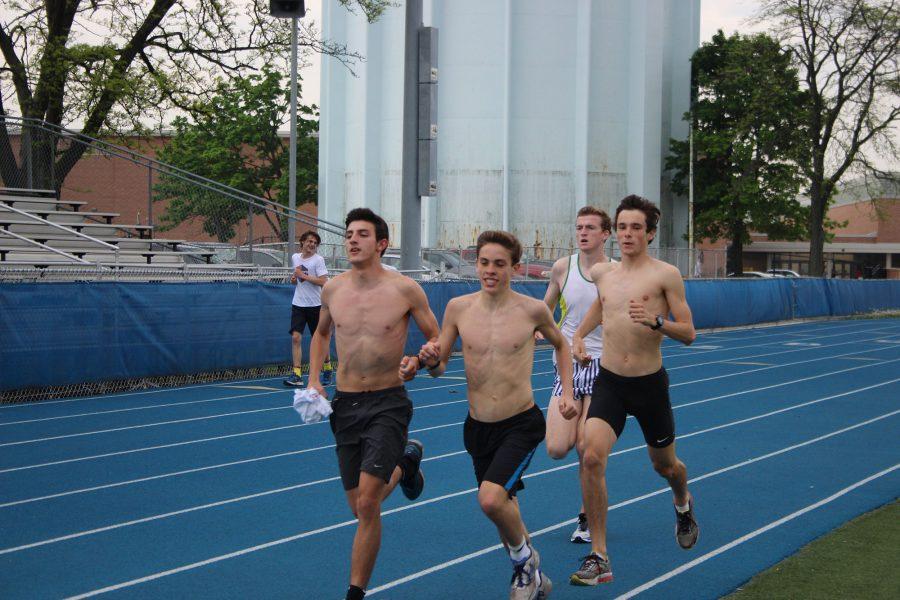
[727,271,776,278]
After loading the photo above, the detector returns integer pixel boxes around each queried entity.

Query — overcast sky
[296,0,767,106]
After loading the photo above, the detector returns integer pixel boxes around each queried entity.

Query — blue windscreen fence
[1,279,899,392]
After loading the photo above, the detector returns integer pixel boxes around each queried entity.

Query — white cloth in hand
[292,388,332,424]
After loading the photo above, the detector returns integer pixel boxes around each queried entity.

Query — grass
[728,500,900,599]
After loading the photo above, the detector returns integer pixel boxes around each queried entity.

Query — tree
[758,0,900,276]
[668,31,809,275]
[152,68,317,242]
[0,0,388,190]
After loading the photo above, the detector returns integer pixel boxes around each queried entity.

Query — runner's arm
[418,298,461,378]
[659,268,696,345]
[307,288,334,395]
[535,303,577,419]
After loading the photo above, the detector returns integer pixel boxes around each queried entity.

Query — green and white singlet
[557,254,608,358]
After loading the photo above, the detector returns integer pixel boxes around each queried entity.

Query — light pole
[270,1,306,260]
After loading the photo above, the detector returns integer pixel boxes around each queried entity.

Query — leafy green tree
[153,69,317,242]
[0,0,387,189]
[758,0,900,276]
[668,31,809,275]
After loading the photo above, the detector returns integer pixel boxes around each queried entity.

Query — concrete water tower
[318,0,700,251]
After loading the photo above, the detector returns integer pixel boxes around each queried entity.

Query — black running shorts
[289,305,321,335]
[587,366,675,448]
[329,386,413,490]
[463,404,546,497]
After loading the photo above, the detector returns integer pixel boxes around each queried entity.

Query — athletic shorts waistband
[334,385,407,399]
[599,365,665,383]
[466,403,541,428]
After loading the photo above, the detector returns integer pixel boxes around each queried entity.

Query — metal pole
[400,0,423,271]
[287,16,299,260]
[688,118,695,278]
[147,164,154,227]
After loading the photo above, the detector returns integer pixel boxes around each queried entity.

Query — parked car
[727,271,775,278]
[518,255,553,280]
[767,269,800,278]
[422,249,478,279]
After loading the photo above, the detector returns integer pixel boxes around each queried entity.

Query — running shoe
[509,545,552,599]
[399,439,425,500]
[675,498,699,549]
[320,366,333,386]
[570,553,613,586]
[570,512,591,543]
[283,373,303,387]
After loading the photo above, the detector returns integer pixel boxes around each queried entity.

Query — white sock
[508,538,531,562]
[675,500,690,513]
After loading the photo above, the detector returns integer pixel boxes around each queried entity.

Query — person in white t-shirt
[542,205,616,544]
[284,231,333,387]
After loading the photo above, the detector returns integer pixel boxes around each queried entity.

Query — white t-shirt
[291,253,328,307]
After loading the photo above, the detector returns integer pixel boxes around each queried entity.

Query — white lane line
[668,341,899,386]
[0,449,470,555]
[367,411,900,595]
[5,329,895,443]
[723,361,772,366]
[63,404,900,600]
[4,320,888,413]
[6,377,897,556]
[615,464,900,599]
[213,385,281,391]
[0,373,472,428]
[0,321,886,424]
[4,342,898,485]
[666,331,900,372]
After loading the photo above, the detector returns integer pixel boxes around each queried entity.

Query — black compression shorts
[587,366,675,448]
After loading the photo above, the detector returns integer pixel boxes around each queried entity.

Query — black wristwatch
[651,315,664,330]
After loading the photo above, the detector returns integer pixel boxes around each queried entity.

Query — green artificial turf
[728,500,900,599]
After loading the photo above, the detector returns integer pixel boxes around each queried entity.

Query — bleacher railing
[0,115,346,257]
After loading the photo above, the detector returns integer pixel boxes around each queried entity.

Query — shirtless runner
[306,208,440,600]
[416,230,574,599]
[569,195,699,586]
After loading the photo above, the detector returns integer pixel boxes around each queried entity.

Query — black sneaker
[399,439,425,500]
[675,498,699,549]
[570,512,591,543]
[283,373,303,387]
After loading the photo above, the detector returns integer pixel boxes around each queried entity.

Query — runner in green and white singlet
[542,206,616,544]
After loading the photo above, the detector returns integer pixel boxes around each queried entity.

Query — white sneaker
[570,512,591,544]
[509,545,552,599]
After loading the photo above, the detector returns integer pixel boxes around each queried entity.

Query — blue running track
[1,318,898,599]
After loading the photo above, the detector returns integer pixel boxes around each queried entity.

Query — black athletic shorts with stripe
[463,404,546,497]
[329,386,413,490]
[587,365,676,448]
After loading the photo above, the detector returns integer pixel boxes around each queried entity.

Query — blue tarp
[2,279,899,391]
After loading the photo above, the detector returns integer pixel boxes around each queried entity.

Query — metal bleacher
[0,116,347,282]
[0,187,229,277]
